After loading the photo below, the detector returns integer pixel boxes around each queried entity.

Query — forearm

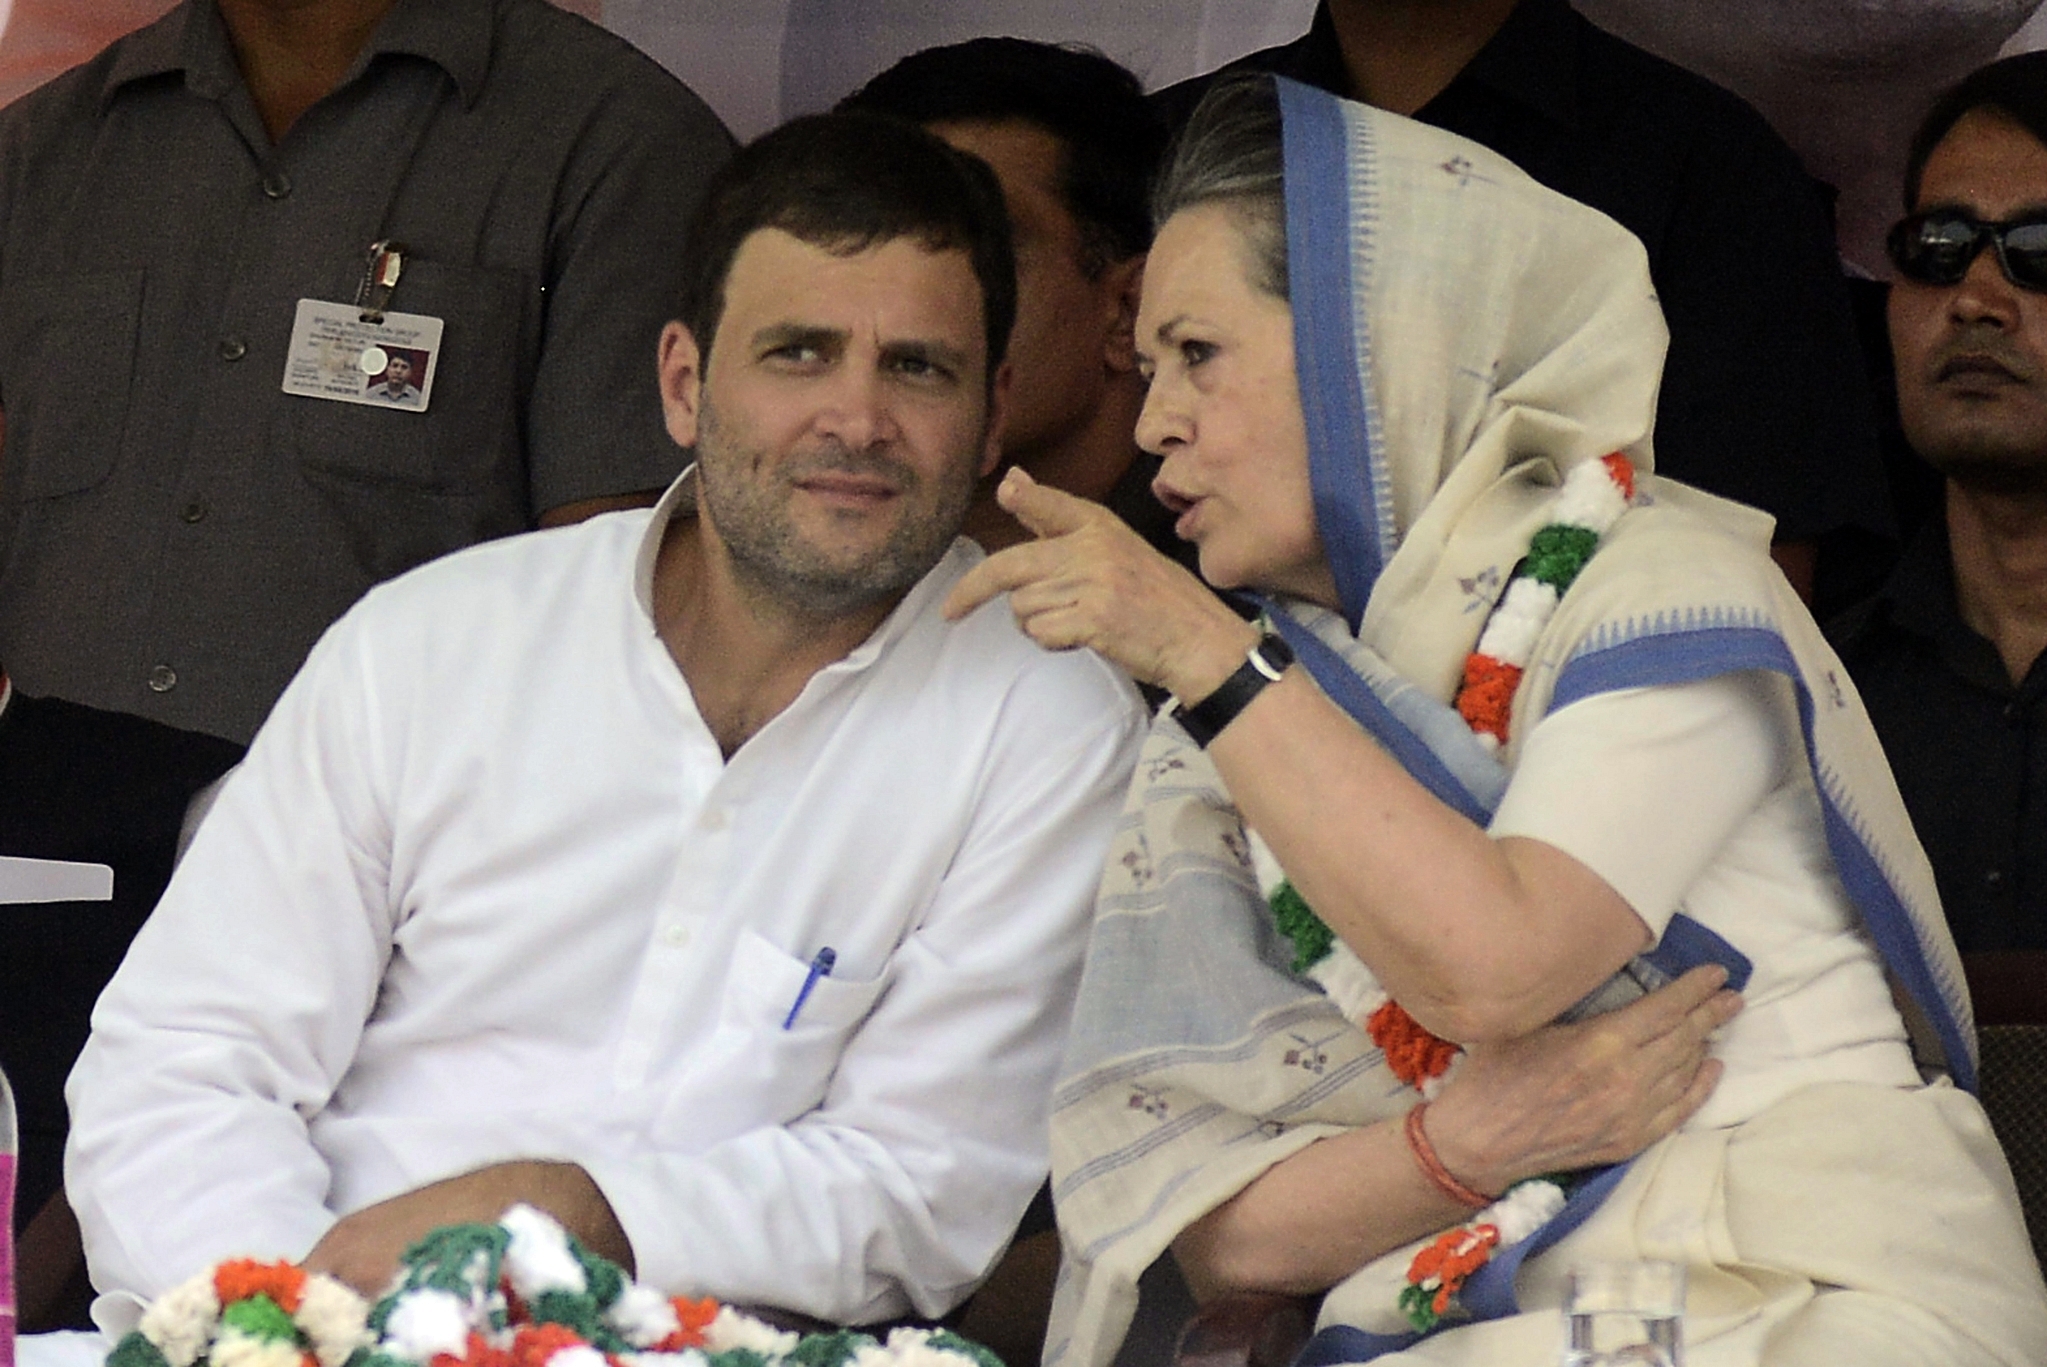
[305,1161,628,1296]
[1171,965,1740,1301]
[1198,669,1646,1040]
[1173,1118,1468,1300]
[588,1118,1022,1321]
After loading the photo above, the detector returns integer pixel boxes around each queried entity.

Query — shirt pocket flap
[0,268,144,500]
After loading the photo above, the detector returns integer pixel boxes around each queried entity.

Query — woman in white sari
[946,74,2047,1367]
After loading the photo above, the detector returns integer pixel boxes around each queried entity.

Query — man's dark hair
[1904,51,2047,209]
[839,38,1166,276]
[677,111,1017,378]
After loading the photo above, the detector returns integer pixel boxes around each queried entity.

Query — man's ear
[658,321,705,449]
[980,359,1015,479]
[1101,253,1145,375]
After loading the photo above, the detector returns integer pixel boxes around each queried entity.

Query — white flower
[1473,578,1556,667]
[702,1306,799,1357]
[624,1352,710,1367]
[296,1274,374,1367]
[1307,941,1387,1024]
[380,1287,475,1361]
[604,1284,681,1348]
[546,1345,610,1367]
[862,1329,981,1367]
[1480,1178,1567,1246]
[1246,829,1288,900]
[501,1203,588,1298]
[1553,458,1630,533]
[209,1327,307,1367]
[139,1271,223,1367]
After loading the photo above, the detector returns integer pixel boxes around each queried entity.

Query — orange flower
[654,1297,721,1351]
[1406,1223,1502,1313]
[1368,1000,1461,1090]
[215,1259,307,1314]
[436,1332,512,1367]
[511,1323,588,1367]
[1454,654,1520,743]
[1600,452,1636,500]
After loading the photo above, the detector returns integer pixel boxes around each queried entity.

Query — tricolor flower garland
[107,1206,1001,1367]
[1261,453,1635,1334]
[1454,453,1635,750]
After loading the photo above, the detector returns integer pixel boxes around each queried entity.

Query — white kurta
[66,475,1146,1329]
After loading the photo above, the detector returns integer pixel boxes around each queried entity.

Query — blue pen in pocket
[783,947,837,1029]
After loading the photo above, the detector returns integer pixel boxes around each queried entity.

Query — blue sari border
[1265,611,1493,825]
[1278,78,1385,629]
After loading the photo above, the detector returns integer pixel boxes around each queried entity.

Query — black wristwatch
[1173,630,1296,748]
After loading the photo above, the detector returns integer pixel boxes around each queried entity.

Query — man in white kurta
[62,112,1145,1337]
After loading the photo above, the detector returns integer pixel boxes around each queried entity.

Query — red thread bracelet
[1405,1102,1495,1209]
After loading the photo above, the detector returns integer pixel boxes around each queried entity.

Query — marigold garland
[1260,454,1633,1335]
[1367,1000,1461,1093]
[106,1207,1002,1367]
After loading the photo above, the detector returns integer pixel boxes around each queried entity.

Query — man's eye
[890,354,952,383]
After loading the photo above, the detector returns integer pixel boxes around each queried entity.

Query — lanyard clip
[356,239,408,323]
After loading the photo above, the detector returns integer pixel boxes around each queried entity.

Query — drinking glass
[1560,1260,1684,1367]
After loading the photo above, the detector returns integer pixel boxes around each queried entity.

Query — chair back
[1963,952,2047,1278]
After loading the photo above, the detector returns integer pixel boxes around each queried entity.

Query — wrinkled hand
[1422,965,1742,1197]
[302,1160,631,1296]
[942,468,1255,697]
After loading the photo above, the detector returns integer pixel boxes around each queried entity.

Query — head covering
[1044,79,1981,1367]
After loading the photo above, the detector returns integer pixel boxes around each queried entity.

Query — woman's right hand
[1422,964,1742,1199]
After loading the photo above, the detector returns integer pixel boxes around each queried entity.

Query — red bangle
[1405,1102,1495,1209]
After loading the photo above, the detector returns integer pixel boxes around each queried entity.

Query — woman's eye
[1181,339,1217,367]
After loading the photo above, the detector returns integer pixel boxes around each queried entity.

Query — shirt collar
[1873,513,1961,646]
[103,0,494,112]
[629,464,979,676]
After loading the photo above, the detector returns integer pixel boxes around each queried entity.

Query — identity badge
[282,299,444,411]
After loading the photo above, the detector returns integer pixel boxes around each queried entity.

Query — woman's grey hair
[1151,72,1288,300]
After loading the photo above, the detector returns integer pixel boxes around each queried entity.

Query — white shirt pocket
[655,928,889,1145]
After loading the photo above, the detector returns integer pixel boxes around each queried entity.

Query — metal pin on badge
[358,345,390,376]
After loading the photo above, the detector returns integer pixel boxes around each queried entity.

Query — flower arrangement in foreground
[106,1205,1004,1367]
[1256,453,1636,1334]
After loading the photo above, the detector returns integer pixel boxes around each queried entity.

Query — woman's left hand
[943,467,1257,697]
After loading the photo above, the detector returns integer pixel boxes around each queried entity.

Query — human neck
[652,512,903,760]
[1947,477,2047,686]
[1325,0,1523,115]
[217,0,399,143]
[964,379,1147,552]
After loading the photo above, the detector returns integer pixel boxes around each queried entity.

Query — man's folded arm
[65,615,398,1311]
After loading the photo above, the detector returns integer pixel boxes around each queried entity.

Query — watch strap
[1175,631,1295,748]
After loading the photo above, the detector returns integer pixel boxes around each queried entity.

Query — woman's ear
[1101,253,1146,375]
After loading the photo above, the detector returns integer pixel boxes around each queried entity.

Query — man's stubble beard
[694,396,980,620]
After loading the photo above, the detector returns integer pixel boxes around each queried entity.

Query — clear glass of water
[1561,1260,1685,1367]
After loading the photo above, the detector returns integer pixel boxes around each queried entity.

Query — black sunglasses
[1887,210,2047,292]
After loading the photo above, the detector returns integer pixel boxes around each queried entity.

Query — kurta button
[662,924,691,947]
[261,171,292,199]
[218,336,247,361]
[1987,869,2006,885]
[146,664,178,693]
[2005,701,2024,725]
[180,501,207,524]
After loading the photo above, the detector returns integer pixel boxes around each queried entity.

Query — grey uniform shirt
[0,0,734,743]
